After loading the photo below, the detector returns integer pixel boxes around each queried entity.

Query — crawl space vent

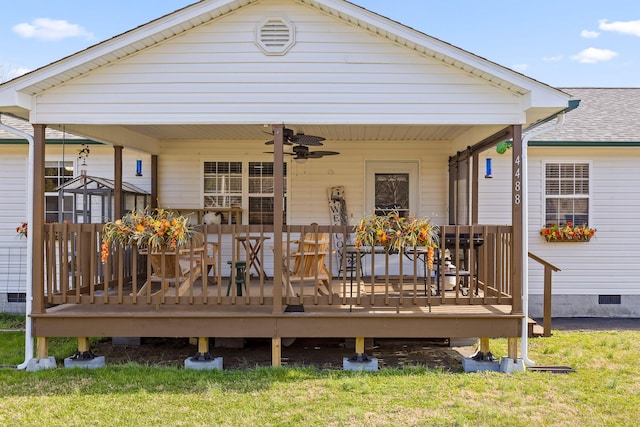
[598,295,621,305]
[256,17,295,55]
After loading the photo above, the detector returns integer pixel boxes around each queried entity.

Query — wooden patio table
[235,235,270,280]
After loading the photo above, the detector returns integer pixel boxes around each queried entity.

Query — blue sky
[1,0,639,87]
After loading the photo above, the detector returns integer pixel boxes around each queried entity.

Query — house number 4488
[514,155,521,205]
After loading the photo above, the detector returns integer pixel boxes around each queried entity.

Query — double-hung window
[44,161,74,223]
[203,161,287,224]
[544,162,590,227]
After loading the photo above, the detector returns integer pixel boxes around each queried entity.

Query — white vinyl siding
[158,139,450,226]
[529,149,639,297]
[478,147,640,301]
[0,147,29,294]
[32,2,522,125]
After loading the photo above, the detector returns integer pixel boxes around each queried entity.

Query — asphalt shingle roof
[535,88,640,143]
[0,113,85,140]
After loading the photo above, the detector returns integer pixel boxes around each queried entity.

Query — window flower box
[540,222,596,242]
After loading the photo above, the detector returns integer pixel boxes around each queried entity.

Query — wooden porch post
[272,338,282,367]
[32,124,49,361]
[511,125,523,314]
[197,337,209,355]
[32,124,46,315]
[36,336,49,360]
[77,337,90,354]
[507,337,518,360]
[272,124,284,314]
[471,153,479,224]
[114,145,123,219]
[151,154,158,209]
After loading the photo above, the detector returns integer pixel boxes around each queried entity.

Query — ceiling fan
[264,127,339,161]
[265,144,339,162]
[288,144,339,161]
[263,127,326,146]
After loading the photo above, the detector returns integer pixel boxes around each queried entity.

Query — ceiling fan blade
[313,150,340,157]
[290,133,325,146]
[263,151,295,156]
[263,127,296,145]
[264,140,294,146]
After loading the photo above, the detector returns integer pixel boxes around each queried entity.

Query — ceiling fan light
[294,157,308,164]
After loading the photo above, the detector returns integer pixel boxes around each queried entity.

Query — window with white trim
[544,162,590,227]
[45,161,74,223]
[203,161,287,225]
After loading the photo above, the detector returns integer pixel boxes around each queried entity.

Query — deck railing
[42,223,514,309]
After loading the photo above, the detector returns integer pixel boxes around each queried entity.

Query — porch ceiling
[119,123,474,142]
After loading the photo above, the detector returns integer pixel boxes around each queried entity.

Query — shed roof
[55,175,149,195]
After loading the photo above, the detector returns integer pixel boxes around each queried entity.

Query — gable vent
[256,17,295,55]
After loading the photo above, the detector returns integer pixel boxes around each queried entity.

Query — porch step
[527,318,544,338]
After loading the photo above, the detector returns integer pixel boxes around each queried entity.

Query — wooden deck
[33,223,522,344]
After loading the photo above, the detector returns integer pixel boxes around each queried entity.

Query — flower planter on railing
[354,210,439,269]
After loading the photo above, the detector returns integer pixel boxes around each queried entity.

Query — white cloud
[580,29,600,39]
[12,18,94,41]
[512,63,529,72]
[599,19,640,37]
[571,47,618,64]
[543,55,564,62]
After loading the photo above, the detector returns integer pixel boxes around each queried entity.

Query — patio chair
[137,232,206,297]
[204,239,219,285]
[282,228,333,296]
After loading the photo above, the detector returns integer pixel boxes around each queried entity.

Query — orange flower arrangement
[354,210,439,269]
[540,221,596,242]
[101,208,195,262]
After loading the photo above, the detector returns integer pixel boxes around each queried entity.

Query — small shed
[55,175,150,223]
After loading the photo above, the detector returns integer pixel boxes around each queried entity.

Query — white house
[0,0,577,367]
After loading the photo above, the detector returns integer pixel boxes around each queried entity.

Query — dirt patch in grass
[93,337,474,371]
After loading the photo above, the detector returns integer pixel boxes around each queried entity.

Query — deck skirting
[32,304,523,339]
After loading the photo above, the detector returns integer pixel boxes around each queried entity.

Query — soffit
[119,123,473,142]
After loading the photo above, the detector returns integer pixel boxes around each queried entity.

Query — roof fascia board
[521,90,570,111]
[0,91,32,111]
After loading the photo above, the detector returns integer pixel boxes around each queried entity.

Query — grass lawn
[1,315,639,427]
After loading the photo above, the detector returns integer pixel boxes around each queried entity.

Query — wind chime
[78,142,90,222]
